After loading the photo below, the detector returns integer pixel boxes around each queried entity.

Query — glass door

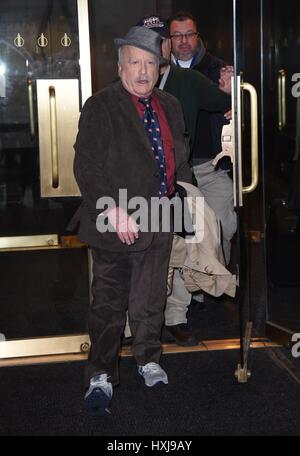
[232,0,300,357]
[262,0,300,341]
[232,0,266,381]
[0,0,92,363]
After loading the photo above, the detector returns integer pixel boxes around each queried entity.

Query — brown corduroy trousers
[85,232,173,387]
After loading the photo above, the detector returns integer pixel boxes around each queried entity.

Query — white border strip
[77,0,92,105]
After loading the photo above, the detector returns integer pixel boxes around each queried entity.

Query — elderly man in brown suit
[73,26,192,416]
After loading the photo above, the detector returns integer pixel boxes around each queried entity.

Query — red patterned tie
[138,97,168,197]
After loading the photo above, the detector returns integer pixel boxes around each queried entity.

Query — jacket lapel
[113,81,157,164]
[155,88,177,144]
[155,87,179,176]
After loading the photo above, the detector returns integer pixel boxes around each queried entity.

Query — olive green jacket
[163,65,231,150]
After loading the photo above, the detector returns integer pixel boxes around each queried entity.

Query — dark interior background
[1,0,299,343]
[88,0,233,92]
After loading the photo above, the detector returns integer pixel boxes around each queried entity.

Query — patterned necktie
[138,97,168,197]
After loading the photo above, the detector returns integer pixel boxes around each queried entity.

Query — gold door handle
[278,69,286,131]
[49,86,59,189]
[241,82,259,194]
[27,79,35,138]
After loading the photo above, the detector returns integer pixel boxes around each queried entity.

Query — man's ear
[118,62,122,77]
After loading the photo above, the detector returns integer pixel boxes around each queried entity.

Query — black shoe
[165,324,199,347]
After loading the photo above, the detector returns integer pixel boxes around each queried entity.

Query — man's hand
[106,207,139,245]
[224,109,232,120]
[219,65,234,94]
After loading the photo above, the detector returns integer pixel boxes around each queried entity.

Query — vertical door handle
[241,82,259,194]
[231,76,259,207]
[49,86,59,189]
[27,78,35,138]
[278,69,286,131]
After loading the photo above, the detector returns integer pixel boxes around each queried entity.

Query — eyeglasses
[170,32,199,41]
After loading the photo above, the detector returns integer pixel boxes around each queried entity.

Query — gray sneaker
[84,373,113,416]
[138,362,168,387]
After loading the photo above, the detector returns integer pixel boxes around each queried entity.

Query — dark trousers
[85,232,173,387]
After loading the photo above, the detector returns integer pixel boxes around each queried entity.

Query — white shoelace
[142,363,160,373]
[90,374,112,398]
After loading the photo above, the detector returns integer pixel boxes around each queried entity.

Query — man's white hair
[118,46,124,64]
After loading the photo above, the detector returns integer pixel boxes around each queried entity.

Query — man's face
[170,19,199,61]
[118,45,159,98]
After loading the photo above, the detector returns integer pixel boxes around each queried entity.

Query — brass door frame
[78,0,92,105]
[0,336,279,368]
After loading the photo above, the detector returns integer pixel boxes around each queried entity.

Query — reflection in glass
[263,0,300,334]
[0,0,81,237]
[0,0,87,342]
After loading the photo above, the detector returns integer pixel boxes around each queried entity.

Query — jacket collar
[112,80,176,158]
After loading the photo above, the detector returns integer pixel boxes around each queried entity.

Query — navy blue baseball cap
[136,16,170,38]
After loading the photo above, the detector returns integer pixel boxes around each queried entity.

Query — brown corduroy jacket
[73,80,193,252]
